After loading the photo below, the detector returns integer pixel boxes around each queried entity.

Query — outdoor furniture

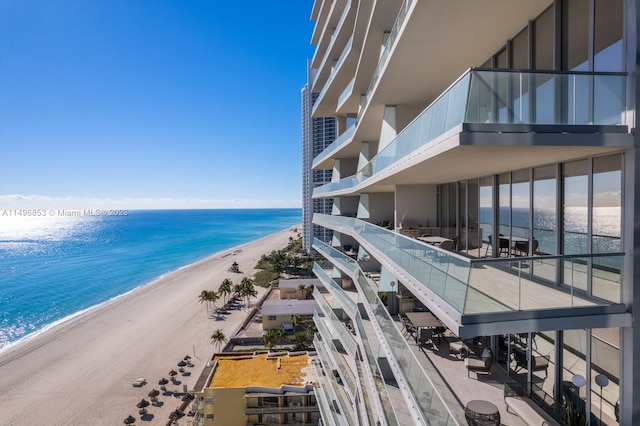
[464,399,500,425]
[449,340,469,359]
[504,382,560,426]
[439,239,455,252]
[514,239,539,257]
[418,235,450,245]
[512,346,550,378]
[465,348,494,378]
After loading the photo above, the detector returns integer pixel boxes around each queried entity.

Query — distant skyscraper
[302,61,335,253]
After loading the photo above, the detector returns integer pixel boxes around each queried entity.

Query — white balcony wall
[356,193,394,223]
[395,184,438,227]
[379,106,397,152]
[331,158,358,182]
[378,104,426,152]
[357,141,372,171]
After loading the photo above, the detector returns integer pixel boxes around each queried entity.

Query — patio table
[464,399,500,425]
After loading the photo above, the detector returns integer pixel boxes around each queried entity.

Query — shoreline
[0,226,299,425]
[0,226,296,357]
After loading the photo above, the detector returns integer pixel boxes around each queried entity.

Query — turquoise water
[0,209,301,350]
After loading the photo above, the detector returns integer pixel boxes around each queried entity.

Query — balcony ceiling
[340,129,632,194]
[372,0,553,107]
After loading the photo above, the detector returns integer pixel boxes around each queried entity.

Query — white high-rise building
[302,62,336,253]
[307,0,636,425]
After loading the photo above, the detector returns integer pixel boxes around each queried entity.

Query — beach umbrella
[148,389,160,401]
[124,415,136,424]
[158,378,169,385]
[184,355,191,361]
[169,369,177,379]
[169,410,182,420]
[177,360,187,367]
[136,399,150,409]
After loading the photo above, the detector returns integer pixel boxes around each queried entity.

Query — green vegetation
[253,237,316,287]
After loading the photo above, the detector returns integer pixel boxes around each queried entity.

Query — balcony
[313,68,629,198]
[311,216,630,336]
[359,0,414,119]
[313,238,463,424]
[312,123,356,170]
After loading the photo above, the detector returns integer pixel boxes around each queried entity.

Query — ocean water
[0,209,301,351]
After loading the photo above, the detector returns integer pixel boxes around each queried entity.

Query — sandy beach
[0,227,298,425]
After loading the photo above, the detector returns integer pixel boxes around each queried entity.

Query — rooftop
[278,278,321,289]
[261,299,318,316]
[209,353,315,389]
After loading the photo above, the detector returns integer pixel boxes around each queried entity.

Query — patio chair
[465,348,494,378]
[439,239,455,252]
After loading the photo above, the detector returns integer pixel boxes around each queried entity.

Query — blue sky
[0,1,314,209]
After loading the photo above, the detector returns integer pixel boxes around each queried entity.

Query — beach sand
[0,227,299,425]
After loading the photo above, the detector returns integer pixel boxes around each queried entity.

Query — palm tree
[297,284,306,299]
[261,329,278,351]
[291,313,305,332]
[210,329,227,353]
[207,290,220,309]
[274,327,286,347]
[240,277,257,308]
[306,284,314,299]
[219,279,233,305]
[199,290,210,311]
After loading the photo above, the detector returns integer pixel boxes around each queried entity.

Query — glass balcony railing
[360,0,414,118]
[314,68,627,197]
[313,288,358,357]
[337,77,355,108]
[312,1,353,110]
[312,123,356,169]
[313,263,358,318]
[313,238,460,424]
[313,215,624,315]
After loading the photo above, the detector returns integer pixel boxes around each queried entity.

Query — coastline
[0,226,298,425]
[0,225,295,356]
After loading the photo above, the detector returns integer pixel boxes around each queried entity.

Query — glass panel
[563,329,589,420]
[591,328,620,425]
[594,74,625,125]
[533,73,557,124]
[534,6,554,70]
[496,48,508,69]
[566,0,589,71]
[594,0,623,72]
[534,165,557,256]
[564,160,589,290]
[592,155,622,302]
[498,173,511,256]
[512,169,531,241]
[459,181,467,252]
[479,177,493,258]
[467,179,480,257]
[512,28,529,69]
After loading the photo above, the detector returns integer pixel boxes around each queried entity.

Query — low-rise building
[192,352,320,426]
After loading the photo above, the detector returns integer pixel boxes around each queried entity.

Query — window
[267,316,276,321]
[512,27,529,69]
[533,6,554,70]
[205,397,213,404]
[565,0,589,70]
[206,414,214,420]
[594,0,623,71]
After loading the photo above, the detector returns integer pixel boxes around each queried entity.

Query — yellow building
[193,352,320,426]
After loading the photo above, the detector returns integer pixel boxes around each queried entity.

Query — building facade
[192,352,320,426]
[307,0,636,425]
[302,62,337,253]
